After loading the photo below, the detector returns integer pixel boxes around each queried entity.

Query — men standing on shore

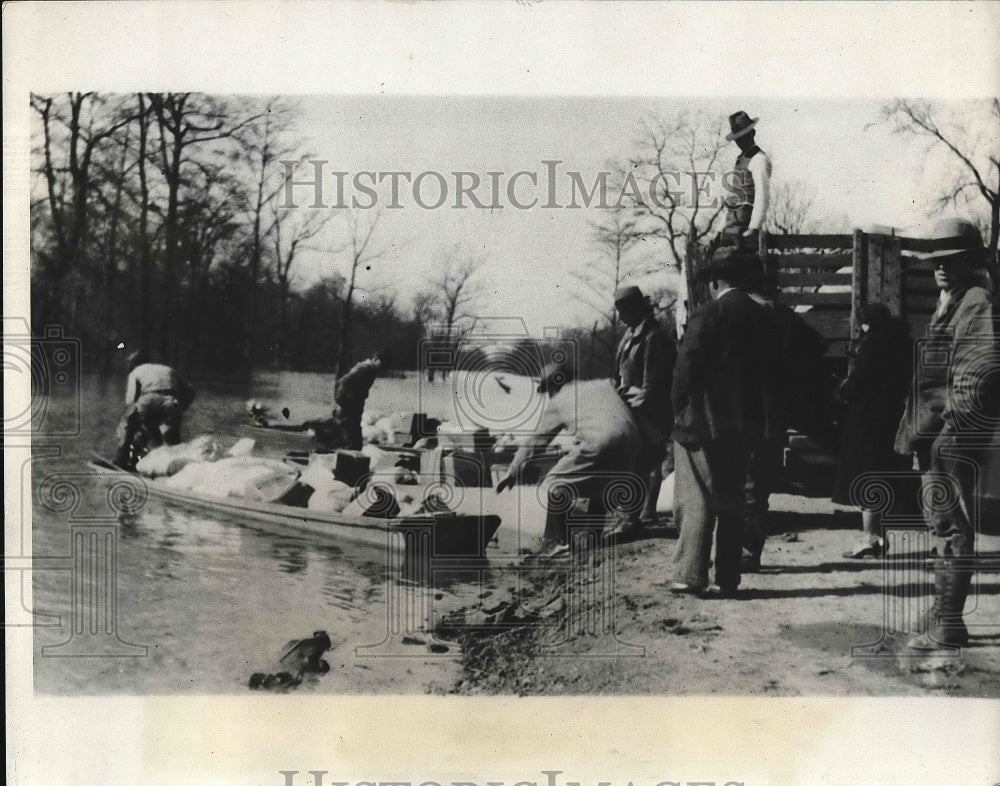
[608,285,676,538]
[669,247,784,597]
[894,218,1000,650]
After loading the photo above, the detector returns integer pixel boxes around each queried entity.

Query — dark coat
[672,288,784,447]
[832,320,913,505]
[614,314,676,444]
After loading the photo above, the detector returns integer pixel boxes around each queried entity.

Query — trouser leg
[640,440,667,524]
[672,442,714,588]
[743,438,781,560]
[924,432,977,556]
[342,415,363,451]
[709,441,752,589]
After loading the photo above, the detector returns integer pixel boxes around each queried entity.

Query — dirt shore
[435,493,1000,697]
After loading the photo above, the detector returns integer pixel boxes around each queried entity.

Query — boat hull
[88,455,501,560]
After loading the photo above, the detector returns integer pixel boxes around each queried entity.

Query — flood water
[28,370,536,694]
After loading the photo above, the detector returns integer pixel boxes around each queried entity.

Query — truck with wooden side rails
[683,229,997,493]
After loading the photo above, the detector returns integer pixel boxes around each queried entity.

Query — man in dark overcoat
[669,247,784,596]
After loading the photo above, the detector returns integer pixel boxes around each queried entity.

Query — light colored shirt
[746,151,772,231]
[126,363,184,404]
[508,379,641,481]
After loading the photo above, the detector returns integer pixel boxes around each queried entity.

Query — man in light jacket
[895,218,1000,650]
[496,362,642,553]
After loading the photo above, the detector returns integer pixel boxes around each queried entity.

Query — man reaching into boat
[334,349,391,450]
[114,351,195,470]
[495,361,642,555]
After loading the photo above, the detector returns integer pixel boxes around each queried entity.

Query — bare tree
[236,97,311,368]
[30,92,136,332]
[881,98,1000,284]
[768,180,817,235]
[271,204,331,368]
[617,111,730,271]
[571,207,647,370]
[333,209,393,378]
[146,92,264,362]
[416,246,485,380]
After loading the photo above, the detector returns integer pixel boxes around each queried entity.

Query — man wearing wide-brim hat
[715,111,772,252]
[894,217,1000,651]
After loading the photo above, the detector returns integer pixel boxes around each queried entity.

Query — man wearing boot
[895,218,1000,650]
[608,285,676,539]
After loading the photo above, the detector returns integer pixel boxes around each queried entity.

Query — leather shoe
[667,582,706,595]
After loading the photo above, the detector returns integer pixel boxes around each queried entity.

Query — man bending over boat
[114,351,195,469]
[495,362,642,555]
[334,349,390,450]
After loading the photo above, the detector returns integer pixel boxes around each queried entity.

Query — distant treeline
[28,92,435,377]
[28,92,676,382]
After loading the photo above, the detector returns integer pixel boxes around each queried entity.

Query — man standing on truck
[716,110,772,252]
[895,218,999,651]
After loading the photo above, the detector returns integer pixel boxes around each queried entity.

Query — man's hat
[613,285,648,304]
[913,218,985,265]
[696,245,759,283]
[725,110,759,141]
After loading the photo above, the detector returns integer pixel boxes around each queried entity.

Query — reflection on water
[30,372,470,694]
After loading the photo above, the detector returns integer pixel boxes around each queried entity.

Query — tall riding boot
[908,559,972,650]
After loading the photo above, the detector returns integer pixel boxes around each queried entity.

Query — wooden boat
[88,454,501,561]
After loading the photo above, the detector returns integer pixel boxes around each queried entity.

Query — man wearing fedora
[717,110,772,251]
[895,217,999,650]
[608,284,677,538]
[669,247,784,597]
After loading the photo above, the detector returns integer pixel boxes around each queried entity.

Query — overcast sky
[282,95,976,334]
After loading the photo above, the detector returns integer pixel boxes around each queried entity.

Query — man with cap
[496,362,642,554]
[114,351,195,469]
[895,217,999,650]
[334,349,390,450]
[669,246,784,596]
[717,110,772,251]
[608,284,677,538]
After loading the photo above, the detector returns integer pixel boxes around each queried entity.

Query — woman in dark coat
[833,303,914,558]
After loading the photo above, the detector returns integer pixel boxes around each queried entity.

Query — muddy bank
[439,495,1000,696]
